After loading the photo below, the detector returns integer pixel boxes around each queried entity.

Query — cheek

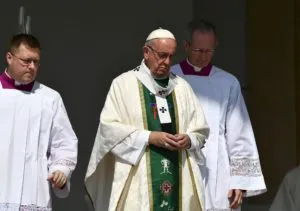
[11,63,22,73]
[189,54,200,62]
[197,54,209,61]
[203,54,213,62]
[151,59,159,67]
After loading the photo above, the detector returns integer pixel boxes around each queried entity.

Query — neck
[152,73,169,80]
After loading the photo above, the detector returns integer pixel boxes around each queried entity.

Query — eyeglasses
[11,52,40,67]
[147,45,175,61]
[191,48,215,54]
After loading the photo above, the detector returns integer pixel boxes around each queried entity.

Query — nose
[197,52,208,60]
[163,56,172,65]
[28,61,36,69]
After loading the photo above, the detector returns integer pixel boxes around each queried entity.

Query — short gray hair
[145,39,153,46]
[184,19,217,44]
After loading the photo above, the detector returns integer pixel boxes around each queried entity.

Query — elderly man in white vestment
[0,34,78,210]
[171,19,267,211]
[85,28,209,211]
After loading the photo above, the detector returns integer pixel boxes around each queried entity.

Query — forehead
[191,30,216,47]
[151,38,177,52]
[13,43,40,57]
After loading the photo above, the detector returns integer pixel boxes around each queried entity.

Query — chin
[198,63,209,67]
[158,72,169,78]
[158,69,169,74]
[22,77,35,84]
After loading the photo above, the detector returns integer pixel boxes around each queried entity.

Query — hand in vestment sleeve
[48,170,67,189]
[174,134,191,149]
[48,94,78,198]
[149,131,181,150]
[225,80,265,195]
[228,189,244,209]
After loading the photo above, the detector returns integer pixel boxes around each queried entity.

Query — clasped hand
[148,131,191,150]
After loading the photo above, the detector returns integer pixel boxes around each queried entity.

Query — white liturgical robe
[0,80,77,211]
[172,61,266,211]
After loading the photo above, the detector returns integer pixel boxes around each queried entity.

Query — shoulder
[32,82,61,100]
[213,66,240,86]
[114,69,136,82]
[110,69,137,88]
[173,73,190,86]
[171,63,183,76]
[211,66,243,97]
[173,73,195,95]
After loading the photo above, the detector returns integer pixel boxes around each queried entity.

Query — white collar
[186,59,202,72]
[133,60,177,97]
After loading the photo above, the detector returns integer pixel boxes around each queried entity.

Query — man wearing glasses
[171,19,266,211]
[85,28,209,211]
[0,33,78,210]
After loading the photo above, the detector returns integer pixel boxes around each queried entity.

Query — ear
[215,39,219,48]
[143,46,150,59]
[183,40,190,52]
[6,52,13,65]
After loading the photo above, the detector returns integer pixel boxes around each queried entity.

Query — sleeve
[225,80,266,196]
[184,83,210,166]
[89,77,151,169]
[48,94,78,198]
[111,130,150,165]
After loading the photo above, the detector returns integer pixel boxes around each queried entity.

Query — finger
[164,142,177,151]
[55,174,66,188]
[54,172,65,184]
[166,134,177,141]
[174,134,182,139]
[165,138,181,148]
[58,173,66,184]
[62,177,67,186]
[164,134,180,145]
[230,191,240,208]
[238,191,243,205]
[47,174,53,181]
[177,137,190,147]
[174,134,186,141]
[178,137,192,149]
[61,175,67,184]
[55,173,64,184]
[227,189,233,198]
[57,178,66,188]
[53,172,59,182]
[238,195,243,206]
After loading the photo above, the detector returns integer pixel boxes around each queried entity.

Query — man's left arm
[225,80,266,199]
[48,94,78,198]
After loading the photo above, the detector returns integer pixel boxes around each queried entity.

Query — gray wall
[0,1,192,210]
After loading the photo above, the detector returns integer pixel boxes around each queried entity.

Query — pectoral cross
[159,107,167,113]
[158,90,167,96]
